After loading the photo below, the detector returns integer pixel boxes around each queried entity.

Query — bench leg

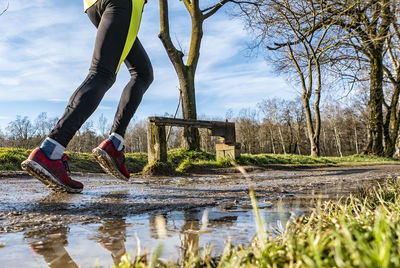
[147,121,167,163]
[216,143,240,160]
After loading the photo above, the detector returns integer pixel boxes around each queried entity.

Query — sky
[0,0,294,133]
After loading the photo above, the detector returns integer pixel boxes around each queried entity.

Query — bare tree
[34,112,58,139]
[0,129,7,147]
[258,99,279,153]
[238,0,342,156]
[6,116,36,148]
[68,121,100,152]
[329,0,395,155]
[324,104,344,157]
[382,3,400,156]
[97,113,109,139]
[125,121,148,153]
[34,112,48,138]
[158,0,253,150]
[236,108,260,154]
[258,98,305,154]
[292,97,307,155]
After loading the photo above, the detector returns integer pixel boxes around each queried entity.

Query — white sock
[109,132,124,151]
[40,138,65,160]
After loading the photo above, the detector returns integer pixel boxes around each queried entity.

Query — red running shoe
[92,139,130,181]
[21,148,83,193]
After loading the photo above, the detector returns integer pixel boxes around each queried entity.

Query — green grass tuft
[167,148,215,167]
[0,148,30,171]
[142,160,176,176]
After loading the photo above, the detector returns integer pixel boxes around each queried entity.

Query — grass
[0,147,147,174]
[0,147,399,174]
[108,179,400,267]
[0,148,30,171]
[237,153,399,167]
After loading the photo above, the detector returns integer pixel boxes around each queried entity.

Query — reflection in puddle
[91,219,127,265]
[25,227,78,268]
[0,204,312,268]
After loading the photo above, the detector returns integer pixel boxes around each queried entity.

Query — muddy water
[1,165,399,267]
[0,202,313,268]
[0,208,282,267]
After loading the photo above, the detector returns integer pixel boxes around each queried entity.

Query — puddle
[0,190,348,268]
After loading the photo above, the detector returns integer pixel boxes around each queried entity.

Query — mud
[1,165,399,233]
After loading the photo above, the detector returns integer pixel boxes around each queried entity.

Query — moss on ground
[142,160,176,176]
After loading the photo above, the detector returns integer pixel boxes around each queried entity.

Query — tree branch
[0,2,9,17]
[182,0,191,13]
[202,0,230,20]
[158,0,185,69]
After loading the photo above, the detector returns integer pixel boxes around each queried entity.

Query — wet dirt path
[1,164,399,233]
[1,165,400,267]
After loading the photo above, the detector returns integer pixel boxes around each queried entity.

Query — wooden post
[216,143,240,160]
[147,119,167,163]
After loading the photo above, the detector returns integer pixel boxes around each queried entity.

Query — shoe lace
[61,154,71,174]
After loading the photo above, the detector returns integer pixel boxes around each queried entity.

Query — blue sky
[0,0,294,133]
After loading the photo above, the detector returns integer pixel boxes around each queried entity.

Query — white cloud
[48,98,65,103]
[0,1,93,101]
[0,77,19,86]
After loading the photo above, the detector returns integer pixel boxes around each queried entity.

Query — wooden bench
[146,116,240,163]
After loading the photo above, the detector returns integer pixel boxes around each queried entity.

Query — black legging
[49,0,153,147]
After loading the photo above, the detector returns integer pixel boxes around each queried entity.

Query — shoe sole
[92,147,130,181]
[21,159,83,194]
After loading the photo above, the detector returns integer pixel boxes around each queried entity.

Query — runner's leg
[110,38,153,137]
[48,0,144,147]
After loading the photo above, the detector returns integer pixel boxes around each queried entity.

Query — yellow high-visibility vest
[82,0,146,74]
[83,0,98,11]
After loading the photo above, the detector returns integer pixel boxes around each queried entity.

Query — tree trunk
[386,111,400,157]
[296,121,303,155]
[333,125,343,157]
[302,96,319,157]
[278,126,286,154]
[296,136,301,155]
[269,127,276,154]
[354,125,359,154]
[322,129,327,156]
[288,122,294,153]
[385,81,400,157]
[310,137,319,157]
[179,67,200,150]
[365,51,384,155]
